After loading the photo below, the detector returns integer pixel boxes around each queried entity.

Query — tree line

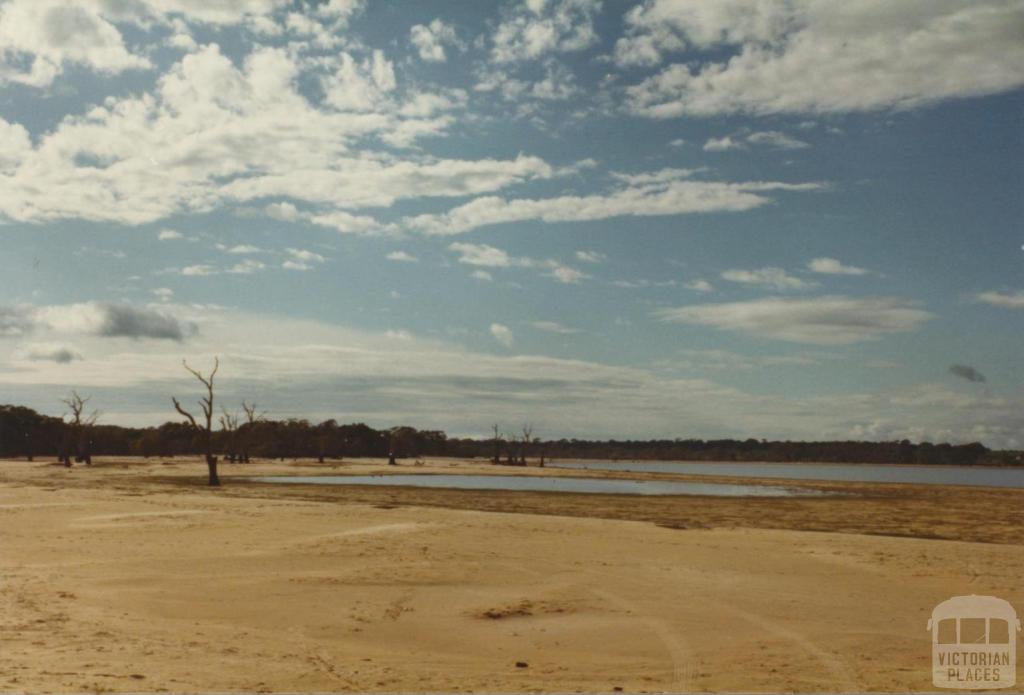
[1,403,1018,471]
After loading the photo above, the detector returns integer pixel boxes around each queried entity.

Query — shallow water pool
[250,473,823,497]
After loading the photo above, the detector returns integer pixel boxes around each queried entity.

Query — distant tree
[491,423,502,464]
[520,424,533,465]
[239,400,265,463]
[219,407,240,463]
[60,391,99,466]
[171,357,221,486]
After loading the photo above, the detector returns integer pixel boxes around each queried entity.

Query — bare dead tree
[219,407,239,463]
[239,400,265,463]
[60,390,99,466]
[520,424,533,465]
[172,357,220,486]
[491,423,503,464]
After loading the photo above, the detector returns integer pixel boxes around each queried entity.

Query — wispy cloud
[489,322,513,347]
[721,267,813,291]
[655,295,933,345]
[974,290,1024,309]
[807,257,869,276]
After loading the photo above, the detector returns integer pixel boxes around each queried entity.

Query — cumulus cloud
[704,131,809,151]
[721,267,813,291]
[410,18,461,62]
[574,249,606,263]
[0,0,152,88]
[181,264,216,276]
[448,242,586,284]
[703,136,744,152]
[490,322,514,347]
[490,0,600,63]
[949,364,986,384]
[157,229,183,241]
[974,290,1024,309]
[0,44,554,227]
[807,257,869,276]
[386,250,419,263]
[226,258,266,275]
[449,242,515,267]
[624,1,1024,117]
[282,247,327,272]
[407,179,822,235]
[470,270,493,282]
[655,295,933,345]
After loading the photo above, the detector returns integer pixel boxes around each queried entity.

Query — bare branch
[172,396,200,431]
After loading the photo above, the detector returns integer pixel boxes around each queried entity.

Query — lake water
[251,474,823,497]
[548,461,1024,488]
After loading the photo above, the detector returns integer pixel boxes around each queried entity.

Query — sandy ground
[1,456,1022,693]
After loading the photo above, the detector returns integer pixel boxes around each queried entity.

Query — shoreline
[2,456,1022,692]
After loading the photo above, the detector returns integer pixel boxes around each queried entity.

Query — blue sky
[1,0,1022,446]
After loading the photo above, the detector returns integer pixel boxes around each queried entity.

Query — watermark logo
[928,595,1020,689]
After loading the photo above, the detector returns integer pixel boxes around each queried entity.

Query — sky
[0,0,1022,447]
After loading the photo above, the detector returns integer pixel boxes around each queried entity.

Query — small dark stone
[515,661,528,669]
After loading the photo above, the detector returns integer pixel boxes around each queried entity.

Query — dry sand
[1,456,1022,692]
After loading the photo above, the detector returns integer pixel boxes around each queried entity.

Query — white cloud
[180,264,216,276]
[656,295,933,345]
[157,229,183,241]
[746,130,809,149]
[449,242,586,284]
[407,179,822,235]
[282,260,311,271]
[151,287,174,301]
[808,257,869,276]
[226,258,266,275]
[549,265,587,284]
[704,131,809,152]
[221,244,263,255]
[532,320,579,334]
[683,279,714,293]
[575,249,606,263]
[974,290,1024,309]
[321,49,395,112]
[491,0,600,63]
[264,201,301,221]
[386,250,419,263]
[721,267,813,291]
[0,44,555,227]
[0,0,152,88]
[703,136,744,152]
[286,247,325,264]
[490,322,514,347]
[449,242,514,267]
[610,167,703,185]
[410,18,462,62]
[625,1,1024,117]
[470,270,493,282]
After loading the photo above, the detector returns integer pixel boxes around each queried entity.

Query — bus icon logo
[928,595,1020,689]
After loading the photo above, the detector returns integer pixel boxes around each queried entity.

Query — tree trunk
[206,455,220,486]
